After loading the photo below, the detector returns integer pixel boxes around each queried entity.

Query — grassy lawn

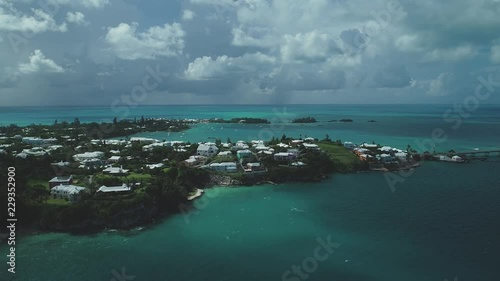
[126,173,152,180]
[46,198,70,205]
[95,172,152,181]
[210,155,236,163]
[317,142,362,171]
[27,178,50,190]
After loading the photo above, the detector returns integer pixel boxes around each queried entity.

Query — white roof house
[234,141,250,150]
[277,143,289,148]
[130,137,158,144]
[22,137,57,145]
[108,156,122,162]
[394,152,408,160]
[344,142,356,149]
[197,144,218,157]
[237,149,253,159]
[50,185,86,202]
[274,152,297,161]
[208,162,237,172]
[218,151,233,156]
[255,144,270,151]
[73,151,105,161]
[146,163,165,169]
[303,143,320,150]
[103,166,129,175]
[97,184,131,193]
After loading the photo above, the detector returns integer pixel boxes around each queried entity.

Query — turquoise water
[2,104,499,151]
[1,105,500,280]
[2,162,500,281]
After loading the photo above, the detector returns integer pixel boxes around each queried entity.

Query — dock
[452,149,500,157]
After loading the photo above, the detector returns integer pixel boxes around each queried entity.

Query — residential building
[108,156,122,163]
[50,184,86,202]
[197,144,219,157]
[237,150,253,160]
[343,142,356,150]
[73,151,105,161]
[218,151,233,156]
[244,162,264,172]
[274,152,297,161]
[146,163,165,169]
[49,175,73,188]
[303,143,320,150]
[103,166,129,175]
[208,162,238,173]
[97,184,132,193]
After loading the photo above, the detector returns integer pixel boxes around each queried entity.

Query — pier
[451,149,500,158]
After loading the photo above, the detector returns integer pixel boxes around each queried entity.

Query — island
[291,117,317,123]
[0,117,482,234]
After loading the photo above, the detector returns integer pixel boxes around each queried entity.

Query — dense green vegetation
[291,117,317,123]
[0,116,190,141]
[0,152,210,232]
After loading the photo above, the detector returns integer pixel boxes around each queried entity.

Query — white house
[49,175,73,188]
[73,151,105,162]
[394,152,408,161]
[218,151,233,156]
[237,150,253,160]
[146,163,165,169]
[234,141,250,150]
[344,142,356,150]
[130,137,158,144]
[50,185,86,202]
[303,143,320,150]
[22,137,57,146]
[208,162,238,173]
[197,144,219,157]
[274,152,297,161]
[103,166,129,175]
[361,143,378,149]
[97,184,131,193]
[108,156,122,163]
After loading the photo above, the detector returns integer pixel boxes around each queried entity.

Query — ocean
[0,105,499,281]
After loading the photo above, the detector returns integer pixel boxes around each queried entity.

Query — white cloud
[280,31,342,63]
[105,22,185,60]
[0,5,67,33]
[182,9,195,21]
[184,52,275,80]
[47,0,110,9]
[66,11,87,26]
[490,44,500,63]
[427,72,455,96]
[394,34,425,52]
[18,50,65,74]
[423,45,478,62]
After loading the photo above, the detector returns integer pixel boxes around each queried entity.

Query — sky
[0,0,500,106]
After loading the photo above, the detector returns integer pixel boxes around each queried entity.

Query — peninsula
[0,117,481,233]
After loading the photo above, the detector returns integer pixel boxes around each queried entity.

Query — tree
[281,134,287,141]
